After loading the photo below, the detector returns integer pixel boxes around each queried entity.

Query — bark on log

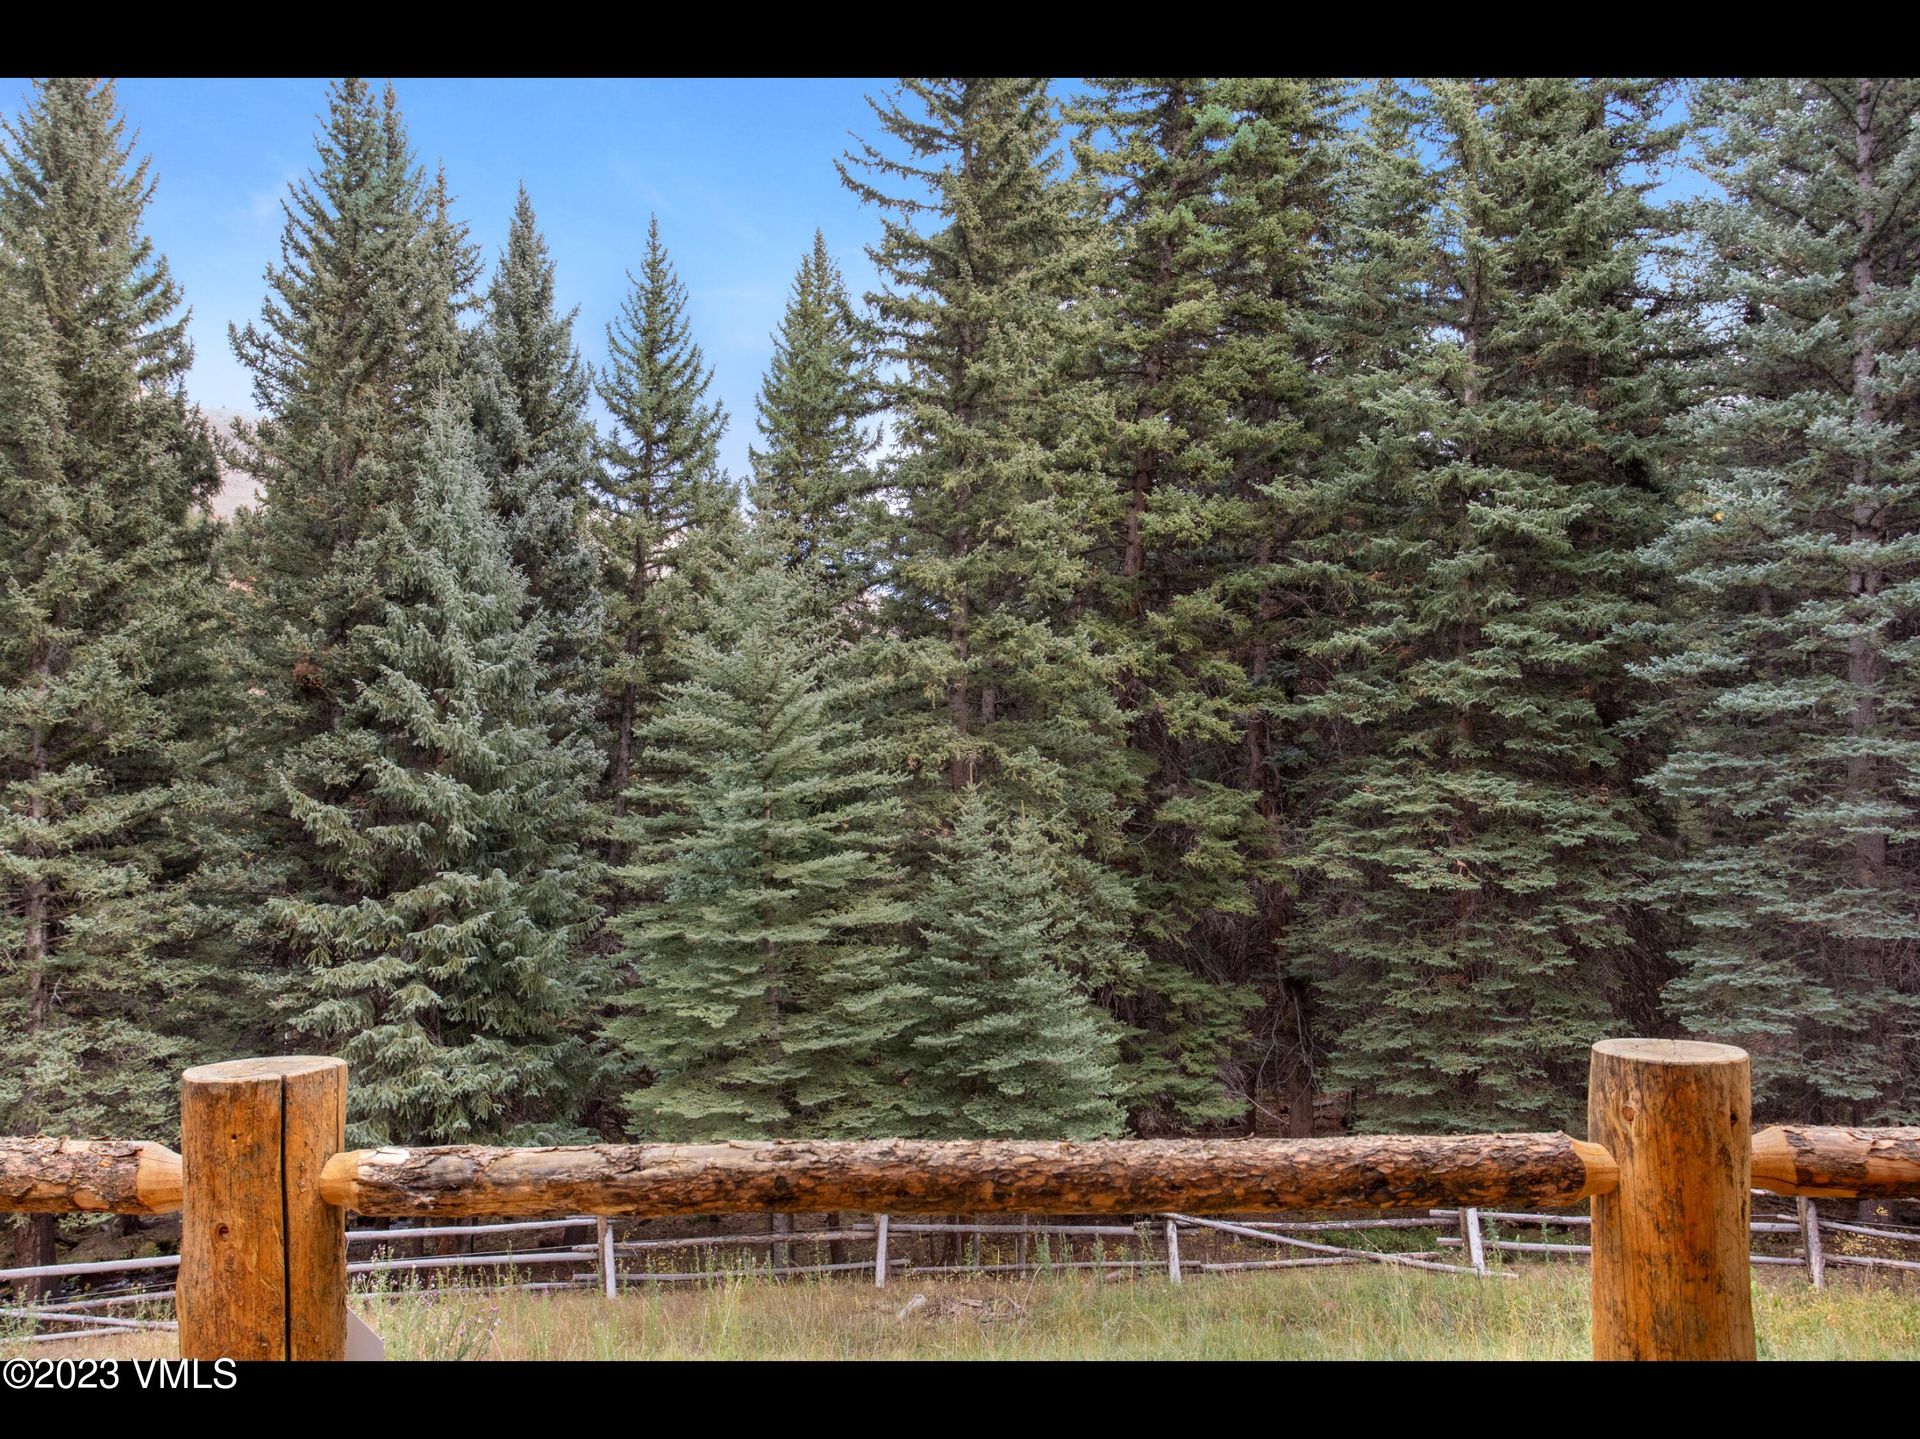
[319,1132,1617,1219]
[1750,1126,1920,1198]
[0,1137,182,1215]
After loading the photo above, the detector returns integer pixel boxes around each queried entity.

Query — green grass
[7,1264,1918,1360]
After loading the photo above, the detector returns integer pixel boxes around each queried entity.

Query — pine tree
[1634,78,1920,1121]
[1068,78,1346,1132]
[1287,79,1686,1131]
[220,79,541,1135]
[223,78,480,893]
[467,186,605,725]
[1273,79,1445,1129]
[278,404,604,1144]
[747,230,881,620]
[230,79,475,614]
[841,81,1130,824]
[900,793,1126,1140]
[840,81,1143,1079]
[594,215,735,845]
[606,539,915,1140]
[0,78,221,1146]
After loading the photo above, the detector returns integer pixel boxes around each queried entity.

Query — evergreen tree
[1287,79,1685,1131]
[467,186,605,725]
[606,540,915,1140]
[593,215,735,844]
[841,81,1129,824]
[748,230,881,619]
[221,78,531,1130]
[840,81,1142,1058]
[900,793,1127,1139]
[1635,78,1920,1121]
[278,404,604,1144]
[224,76,480,837]
[0,78,221,1149]
[230,79,475,613]
[1069,78,1346,1132]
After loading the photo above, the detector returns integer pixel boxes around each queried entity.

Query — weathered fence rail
[314,1131,1616,1217]
[2,1038,1916,1361]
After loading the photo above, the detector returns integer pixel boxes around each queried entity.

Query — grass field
[6,1264,1918,1360]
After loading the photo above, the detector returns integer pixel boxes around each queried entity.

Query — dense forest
[3,78,1916,1181]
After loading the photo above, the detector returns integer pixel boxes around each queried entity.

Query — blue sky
[2,78,1708,484]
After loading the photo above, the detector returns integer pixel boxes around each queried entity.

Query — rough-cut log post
[1750,1126,1920,1197]
[1165,1219,1181,1285]
[318,1132,1616,1218]
[872,1214,889,1288]
[1589,1039,1754,1362]
[0,1138,183,1214]
[1797,1197,1825,1290]
[178,1057,346,1362]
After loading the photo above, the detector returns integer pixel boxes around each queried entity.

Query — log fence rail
[3,1040,1918,1360]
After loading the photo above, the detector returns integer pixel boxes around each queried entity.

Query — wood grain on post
[318,1132,1616,1219]
[0,1138,182,1214]
[1589,1039,1754,1362]
[1750,1125,1920,1197]
[177,1057,347,1362]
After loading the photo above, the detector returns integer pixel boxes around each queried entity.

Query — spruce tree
[606,539,915,1140]
[900,793,1127,1140]
[747,230,881,619]
[0,78,221,1149]
[230,78,475,608]
[840,81,1143,1083]
[223,79,597,1139]
[224,77,480,859]
[278,404,604,1144]
[1287,79,1685,1131]
[1635,78,1920,1121]
[467,185,605,726]
[1068,78,1346,1132]
[593,215,735,843]
[841,80,1131,827]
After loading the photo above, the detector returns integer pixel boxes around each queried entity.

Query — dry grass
[6,1262,1918,1360]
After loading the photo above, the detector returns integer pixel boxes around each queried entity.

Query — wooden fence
[11,1188,1910,1344]
[3,1038,1917,1361]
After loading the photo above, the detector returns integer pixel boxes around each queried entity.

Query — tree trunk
[11,1214,58,1303]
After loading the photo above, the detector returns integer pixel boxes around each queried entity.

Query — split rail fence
[3,1039,1917,1361]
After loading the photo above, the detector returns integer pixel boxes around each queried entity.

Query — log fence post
[873,1213,889,1288]
[177,1057,347,1361]
[1588,1039,1754,1361]
[1165,1219,1182,1285]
